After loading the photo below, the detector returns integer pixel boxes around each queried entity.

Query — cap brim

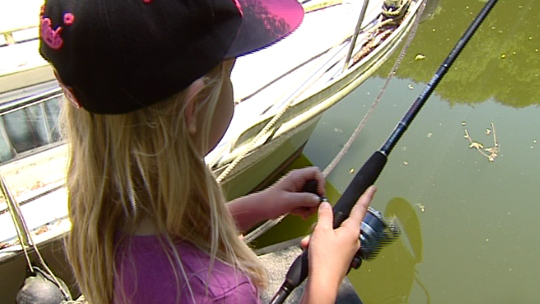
[226,0,304,58]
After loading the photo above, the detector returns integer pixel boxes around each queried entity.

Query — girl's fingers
[342,186,376,229]
[287,167,326,196]
[289,192,321,207]
[309,168,326,196]
[315,201,334,231]
[300,235,310,249]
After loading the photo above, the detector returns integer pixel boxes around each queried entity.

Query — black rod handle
[271,151,388,302]
[332,151,387,228]
[272,1,500,302]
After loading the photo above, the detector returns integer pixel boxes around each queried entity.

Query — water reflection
[418,0,440,22]
[377,0,540,108]
[351,197,426,304]
[303,0,540,302]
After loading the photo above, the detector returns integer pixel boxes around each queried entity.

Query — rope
[323,0,426,176]
[244,0,426,244]
[1,170,72,300]
[216,0,389,183]
[216,36,351,184]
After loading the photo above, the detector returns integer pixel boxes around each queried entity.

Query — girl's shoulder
[114,235,260,304]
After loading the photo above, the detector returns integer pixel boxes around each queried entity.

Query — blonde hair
[63,63,267,304]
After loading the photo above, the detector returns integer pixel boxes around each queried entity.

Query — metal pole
[343,0,370,72]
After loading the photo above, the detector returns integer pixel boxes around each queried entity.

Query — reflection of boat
[0,0,425,301]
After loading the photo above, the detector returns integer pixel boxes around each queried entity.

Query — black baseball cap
[39,0,304,114]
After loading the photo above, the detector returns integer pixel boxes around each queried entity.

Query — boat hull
[219,115,321,199]
[0,0,425,301]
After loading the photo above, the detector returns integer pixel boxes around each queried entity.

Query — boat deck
[0,0,417,247]
[209,0,385,162]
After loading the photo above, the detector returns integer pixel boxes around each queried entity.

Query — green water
[260,0,540,303]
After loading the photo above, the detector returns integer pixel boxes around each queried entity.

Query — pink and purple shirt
[114,235,261,304]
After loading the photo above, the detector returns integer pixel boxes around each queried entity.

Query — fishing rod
[270,0,499,302]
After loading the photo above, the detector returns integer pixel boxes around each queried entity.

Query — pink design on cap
[63,86,82,109]
[232,0,243,16]
[41,17,64,50]
[142,0,153,3]
[55,73,82,108]
[64,13,75,25]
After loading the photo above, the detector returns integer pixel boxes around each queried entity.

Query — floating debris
[349,168,355,174]
[403,161,409,165]
[461,121,467,126]
[485,147,498,154]
[415,203,425,213]
[427,132,433,138]
[501,54,506,59]
[464,123,500,162]
[469,142,484,149]
[414,54,426,61]
[408,84,414,90]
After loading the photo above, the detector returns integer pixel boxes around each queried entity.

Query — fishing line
[322,0,426,177]
[244,0,425,244]
[270,0,500,302]
[216,0,389,182]
[216,41,349,184]
[1,170,72,300]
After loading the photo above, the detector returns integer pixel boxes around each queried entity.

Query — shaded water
[262,0,540,303]
[1,0,537,302]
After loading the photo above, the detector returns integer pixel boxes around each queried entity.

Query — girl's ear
[184,78,206,135]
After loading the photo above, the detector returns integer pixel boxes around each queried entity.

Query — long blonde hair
[63,63,267,303]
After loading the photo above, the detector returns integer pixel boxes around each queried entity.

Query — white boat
[214,0,425,198]
[0,0,426,301]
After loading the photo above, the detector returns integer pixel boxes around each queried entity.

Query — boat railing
[0,85,67,245]
[0,26,39,47]
[0,86,64,164]
[0,5,39,47]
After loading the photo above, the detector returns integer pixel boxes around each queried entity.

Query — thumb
[300,235,310,249]
[315,201,334,231]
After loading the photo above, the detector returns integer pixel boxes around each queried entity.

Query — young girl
[39,0,376,303]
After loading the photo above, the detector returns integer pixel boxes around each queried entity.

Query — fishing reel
[303,179,399,268]
[349,206,400,269]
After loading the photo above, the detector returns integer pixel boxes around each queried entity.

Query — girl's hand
[262,167,325,220]
[301,186,377,304]
[228,167,324,232]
